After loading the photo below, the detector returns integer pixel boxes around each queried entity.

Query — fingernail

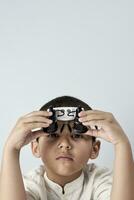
[48,112,52,115]
[79,118,82,122]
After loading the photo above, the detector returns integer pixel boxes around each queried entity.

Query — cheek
[38,140,57,163]
[73,141,92,162]
[38,139,51,157]
[39,143,50,155]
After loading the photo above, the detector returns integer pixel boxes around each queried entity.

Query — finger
[82,119,102,126]
[84,129,102,138]
[78,111,87,117]
[81,109,106,114]
[78,110,102,116]
[84,128,113,143]
[82,120,108,129]
[30,130,49,141]
[79,112,111,123]
[23,110,52,118]
[79,109,111,118]
[22,116,52,124]
[23,130,48,144]
[22,122,51,132]
[83,119,117,143]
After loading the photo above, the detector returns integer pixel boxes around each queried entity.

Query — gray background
[0,0,133,174]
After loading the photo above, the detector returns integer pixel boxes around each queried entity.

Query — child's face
[31,121,100,180]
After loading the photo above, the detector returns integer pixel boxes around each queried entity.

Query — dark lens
[43,122,58,133]
[73,122,88,133]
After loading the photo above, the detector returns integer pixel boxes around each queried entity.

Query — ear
[90,140,101,159]
[31,140,41,158]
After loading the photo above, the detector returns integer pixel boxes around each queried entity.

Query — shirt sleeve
[22,168,47,200]
[26,192,36,200]
[23,178,40,200]
[92,167,113,200]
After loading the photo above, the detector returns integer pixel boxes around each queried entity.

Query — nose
[57,126,72,150]
[58,143,71,150]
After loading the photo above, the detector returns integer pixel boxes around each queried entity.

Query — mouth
[56,155,74,161]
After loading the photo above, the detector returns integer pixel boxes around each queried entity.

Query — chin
[56,170,73,177]
[55,165,80,177]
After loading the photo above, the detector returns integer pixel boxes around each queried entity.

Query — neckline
[44,171,84,195]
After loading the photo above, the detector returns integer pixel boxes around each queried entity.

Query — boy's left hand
[79,110,129,145]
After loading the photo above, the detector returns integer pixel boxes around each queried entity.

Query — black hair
[40,95,92,111]
[38,95,95,141]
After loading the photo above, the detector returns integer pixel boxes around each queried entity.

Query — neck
[45,170,82,187]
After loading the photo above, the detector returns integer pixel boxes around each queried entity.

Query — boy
[0,96,133,200]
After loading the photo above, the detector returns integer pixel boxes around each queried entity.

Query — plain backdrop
[0,0,134,174]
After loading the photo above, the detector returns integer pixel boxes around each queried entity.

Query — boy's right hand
[5,111,52,152]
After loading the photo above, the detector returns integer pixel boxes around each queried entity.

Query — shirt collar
[44,171,84,195]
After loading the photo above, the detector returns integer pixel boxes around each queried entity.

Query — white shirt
[23,163,113,200]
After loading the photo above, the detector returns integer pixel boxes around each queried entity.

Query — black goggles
[43,106,88,134]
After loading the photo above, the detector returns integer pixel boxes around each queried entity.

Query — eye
[47,133,60,138]
[71,134,84,139]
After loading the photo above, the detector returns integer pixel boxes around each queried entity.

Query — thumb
[26,130,47,143]
[85,130,100,138]
[30,130,48,141]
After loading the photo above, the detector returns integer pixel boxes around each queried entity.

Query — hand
[5,111,52,151]
[79,110,129,145]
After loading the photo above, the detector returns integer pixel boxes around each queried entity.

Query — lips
[56,155,74,161]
